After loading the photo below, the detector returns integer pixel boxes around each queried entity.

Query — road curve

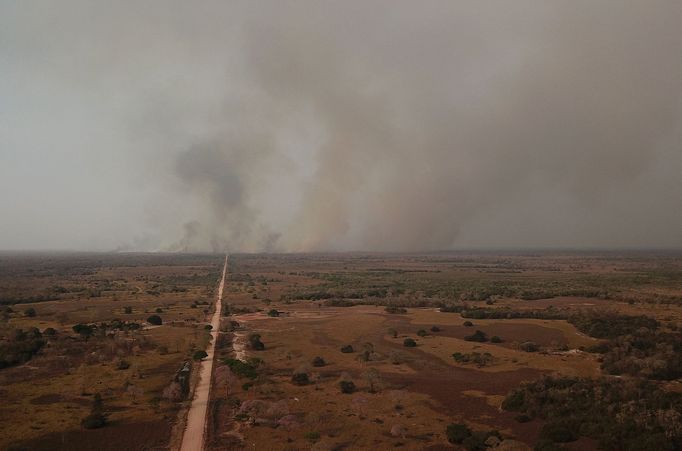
[179,254,227,451]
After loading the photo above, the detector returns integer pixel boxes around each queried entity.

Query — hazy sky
[1,1,681,252]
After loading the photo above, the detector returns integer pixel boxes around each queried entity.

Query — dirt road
[179,255,227,451]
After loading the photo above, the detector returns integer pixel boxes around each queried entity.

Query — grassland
[208,252,682,450]
[0,252,222,451]
[2,251,681,450]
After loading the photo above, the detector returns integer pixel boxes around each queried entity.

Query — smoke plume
[1,1,681,251]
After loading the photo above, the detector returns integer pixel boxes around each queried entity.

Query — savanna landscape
[3,251,682,450]
[3,2,682,451]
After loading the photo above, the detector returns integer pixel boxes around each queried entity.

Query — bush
[0,328,45,368]
[520,341,539,352]
[24,307,36,317]
[193,350,208,361]
[430,326,441,332]
[385,306,407,314]
[312,356,326,367]
[464,330,488,342]
[291,372,309,385]
[417,329,428,337]
[147,315,162,326]
[72,323,95,339]
[116,359,130,370]
[463,321,474,327]
[267,309,280,317]
[501,389,525,411]
[340,345,354,353]
[82,393,106,429]
[403,338,417,347]
[491,335,502,343]
[304,431,320,442]
[452,352,494,367]
[446,423,472,444]
[223,358,260,379]
[534,440,564,451]
[155,307,163,313]
[462,432,492,451]
[339,380,356,394]
[540,422,578,443]
[43,327,57,337]
[123,306,133,314]
[82,413,106,429]
[247,333,265,350]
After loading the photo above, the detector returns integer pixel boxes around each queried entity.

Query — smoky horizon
[1,1,681,253]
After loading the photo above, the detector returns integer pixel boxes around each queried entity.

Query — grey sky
[1,1,681,252]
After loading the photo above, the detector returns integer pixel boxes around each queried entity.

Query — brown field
[0,252,223,450]
[2,251,681,450]
[205,251,682,450]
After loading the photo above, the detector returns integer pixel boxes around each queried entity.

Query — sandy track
[179,255,227,451]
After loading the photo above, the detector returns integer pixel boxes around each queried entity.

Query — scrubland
[209,252,682,451]
[2,251,682,450]
[0,253,222,450]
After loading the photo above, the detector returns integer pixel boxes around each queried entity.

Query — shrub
[193,350,208,361]
[340,345,354,353]
[385,306,407,314]
[452,352,494,367]
[43,327,57,337]
[520,341,539,352]
[534,440,564,451]
[247,333,265,350]
[462,432,491,451]
[82,413,106,429]
[292,372,309,385]
[223,358,259,379]
[123,306,133,314]
[147,315,162,326]
[82,393,106,429]
[446,423,472,444]
[155,307,163,313]
[72,323,95,339]
[387,328,398,338]
[463,321,474,327]
[403,338,417,347]
[417,329,428,337]
[540,422,578,443]
[304,431,320,442]
[116,359,130,370]
[464,330,488,342]
[491,336,502,343]
[24,307,36,317]
[339,380,356,394]
[0,328,45,368]
[501,390,525,411]
[430,326,441,332]
[267,309,280,317]
[312,356,326,367]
